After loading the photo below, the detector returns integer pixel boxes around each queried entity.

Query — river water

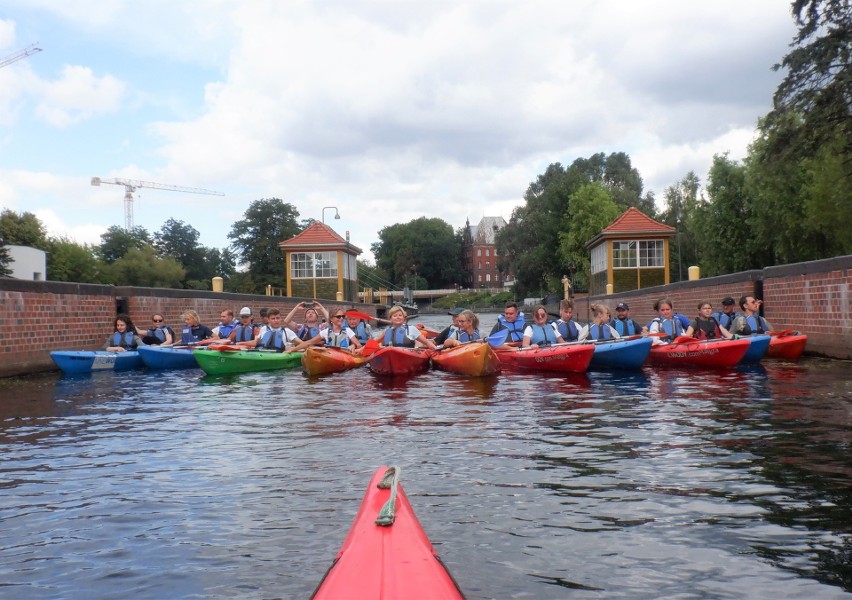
[1,314,851,599]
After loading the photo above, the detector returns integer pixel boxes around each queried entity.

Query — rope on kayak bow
[375,465,401,526]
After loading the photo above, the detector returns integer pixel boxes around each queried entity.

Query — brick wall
[0,280,376,377]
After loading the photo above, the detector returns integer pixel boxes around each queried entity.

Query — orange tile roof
[278,220,362,254]
[603,207,676,234]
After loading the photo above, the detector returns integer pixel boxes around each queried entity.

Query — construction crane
[0,43,42,69]
[91,177,225,229]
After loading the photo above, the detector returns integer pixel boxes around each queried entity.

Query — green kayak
[193,348,303,375]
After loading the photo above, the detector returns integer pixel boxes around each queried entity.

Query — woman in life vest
[685,302,736,340]
[142,313,174,345]
[103,314,145,352]
[180,310,214,345]
[380,306,437,349]
[579,303,621,342]
[647,299,685,344]
[443,310,484,348]
[290,309,361,352]
[284,300,329,341]
[522,305,564,348]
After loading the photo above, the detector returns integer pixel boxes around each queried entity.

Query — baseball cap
[616,302,629,311]
[721,297,735,306]
[448,307,465,316]
[239,306,252,316]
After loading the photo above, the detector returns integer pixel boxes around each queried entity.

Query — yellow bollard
[606,283,613,295]
[336,291,343,301]
[212,277,223,292]
[688,266,700,281]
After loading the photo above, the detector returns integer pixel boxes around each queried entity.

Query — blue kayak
[589,336,653,369]
[739,334,771,363]
[50,350,145,374]
[138,345,199,369]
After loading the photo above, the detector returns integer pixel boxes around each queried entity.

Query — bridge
[357,287,507,302]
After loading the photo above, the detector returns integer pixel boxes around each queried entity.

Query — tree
[371,218,462,288]
[154,219,205,280]
[660,172,702,282]
[98,226,153,264]
[106,245,185,288]
[558,182,621,290]
[228,198,301,293]
[0,209,48,249]
[47,237,105,283]
[0,240,12,277]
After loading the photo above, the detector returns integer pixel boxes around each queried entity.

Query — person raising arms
[290,309,361,352]
[284,300,329,341]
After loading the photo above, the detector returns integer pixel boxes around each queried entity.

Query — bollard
[688,266,700,281]
[212,277,223,292]
[606,283,613,295]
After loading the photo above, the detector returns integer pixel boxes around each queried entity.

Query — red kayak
[648,338,751,368]
[369,347,434,376]
[432,343,501,377]
[765,332,807,360]
[494,343,595,373]
[311,466,464,600]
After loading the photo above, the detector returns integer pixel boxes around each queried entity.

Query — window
[486,273,491,282]
[612,241,637,268]
[478,261,481,269]
[639,240,664,267]
[591,244,607,274]
[290,251,337,278]
[485,248,490,256]
[477,248,481,257]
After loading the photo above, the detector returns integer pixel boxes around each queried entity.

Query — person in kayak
[380,306,437,349]
[555,300,581,342]
[434,307,464,345]
[684,302,737,340]
[179,310,215,345]
[489,302,526,343]
[579,303,621,342]
[647,299,685,344]
[344,312,374,345]
[212,309,238,339]
[104,314,146,352]
[712,296,739,330]
[228,307,259,344]
[729,296,772,335]
[244,308,299,351]
[442,310,483,347]
[142,313,174,345]
[522,305,564,348]
[289,309,361,352]
[284,300,329,341]
[611,302,645,337]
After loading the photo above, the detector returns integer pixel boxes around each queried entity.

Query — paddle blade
[415,323,440,339]
[345,309,374,321]
[361,338,380,357]
[197,338,224,346]
[487,328,509,347]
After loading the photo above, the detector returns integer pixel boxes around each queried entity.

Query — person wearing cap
[729,296,772,336]
[712,297,738,330]
[434,307,464,345]
[213,309,238,338]
[228,307,258,343]
[554,299,581,342]
[612,302,645,337]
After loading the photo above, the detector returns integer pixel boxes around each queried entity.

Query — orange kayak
[311,466,464,600]
[648,338,750,368]
[432,343,501,377]
[495,343,595,373]
[369,347,433,376]
[765,333,807,360]
[302,346,369,376]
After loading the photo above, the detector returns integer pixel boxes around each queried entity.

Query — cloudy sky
[0,1,796,262]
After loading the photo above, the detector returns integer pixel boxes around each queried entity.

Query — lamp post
[322,206,340,223]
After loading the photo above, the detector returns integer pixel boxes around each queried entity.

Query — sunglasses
[332,315,345,319]
[153,319,163,323]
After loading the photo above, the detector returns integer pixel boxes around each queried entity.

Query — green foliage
[46,237,105,283]
[106,245,185,287]
[357,259,393,291]
[558,182,621,290]
[371,217,462,288]
[228,198,301,293]
[154,219,206,283]
[431,290,515,310]
[0,241,12,277]
[660,172,702,282]
[98,226,153,264]
[0,209,48,249]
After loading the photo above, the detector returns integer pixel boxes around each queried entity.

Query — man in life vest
[245,308,299,351]
[712,296,739,330]
[489,302,526,343]
[434,307,464,345]
[555,300,581,342]
[345,312,374,345]
[729,296,772,335]
[213,309,238,339]
[611,302,645,337]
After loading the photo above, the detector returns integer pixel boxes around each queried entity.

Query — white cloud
[33,65,125,127]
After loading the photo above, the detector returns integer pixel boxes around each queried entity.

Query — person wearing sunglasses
[289,311,361,352]
[141,313,175,346]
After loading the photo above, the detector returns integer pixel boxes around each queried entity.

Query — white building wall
[7,245,47,280]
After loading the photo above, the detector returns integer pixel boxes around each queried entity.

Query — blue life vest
[383,326,415,348]
[145,325,173,344]
[612,318,639,336]
[350,321,370,344]
[181,325,205,344]
[231,324,256,342]
[325,328,351,348]
[111,331,137,349]
[587,323,616,340]
[711,311,737,330]
[528,323,556,345]
[298,324,321,342]
[742,314,769,335]
[260,328,289,352]
[495,314,526,342]
[452,329,481,343]
[556,319,579,341]
[217,320,238,338]
[650,317,684,340]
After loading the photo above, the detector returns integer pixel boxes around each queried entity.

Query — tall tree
[0,240,12,277]
[371,217,462,288]
[98,226,153,264]
[106,245,185,288]
[660,172,702,282]
[228,198,301,292]
[47,237,105,283]
[154,218,207,285]
[0,210,48,249]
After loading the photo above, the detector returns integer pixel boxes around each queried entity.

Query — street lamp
[322,206,340,223]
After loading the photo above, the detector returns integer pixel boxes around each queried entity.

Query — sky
[0,1,797,264]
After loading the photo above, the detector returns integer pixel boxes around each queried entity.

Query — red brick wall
[0,281,375,377]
